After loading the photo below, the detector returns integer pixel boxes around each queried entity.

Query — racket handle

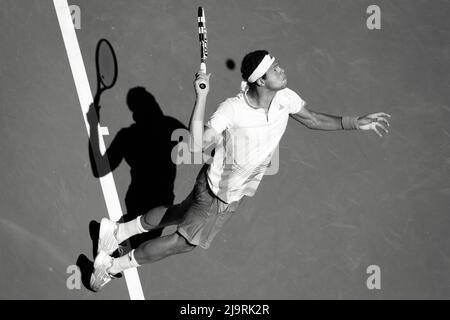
[93,91,100,107]
[199,62,207,89]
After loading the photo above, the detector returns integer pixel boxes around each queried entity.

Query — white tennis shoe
[90,251,116,292]
[98,217,120,255]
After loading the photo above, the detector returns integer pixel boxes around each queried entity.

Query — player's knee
[174,233,196,254]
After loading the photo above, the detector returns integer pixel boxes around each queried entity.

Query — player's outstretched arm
[290,106,343,130]
[290,106,391,137]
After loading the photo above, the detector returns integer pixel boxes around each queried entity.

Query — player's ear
[255,77,265,87]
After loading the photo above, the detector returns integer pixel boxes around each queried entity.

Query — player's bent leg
[133,232,196,265]
[140,202,187,230]
[112,203,188,245]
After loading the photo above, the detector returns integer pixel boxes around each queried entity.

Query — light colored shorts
[177,165,241,249]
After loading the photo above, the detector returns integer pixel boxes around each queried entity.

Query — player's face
[263,60,287,91]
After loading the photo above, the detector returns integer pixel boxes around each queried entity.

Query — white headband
[247,54,275,83]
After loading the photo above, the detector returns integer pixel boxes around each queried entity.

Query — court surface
[1,0,449,299]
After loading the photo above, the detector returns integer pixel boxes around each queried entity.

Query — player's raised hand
[194,72,211,96]
[357,112,391,137]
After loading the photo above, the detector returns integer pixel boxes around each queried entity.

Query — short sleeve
[205,101,235,134]
[280,88,306,114]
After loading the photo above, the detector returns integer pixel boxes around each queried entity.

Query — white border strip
[53,0,144,300]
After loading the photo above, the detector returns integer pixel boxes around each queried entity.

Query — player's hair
[240,50,269,83]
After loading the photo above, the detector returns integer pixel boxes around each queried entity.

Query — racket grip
[199,62,207,89]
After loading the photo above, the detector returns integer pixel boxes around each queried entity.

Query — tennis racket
[93,39,118,107]
[197,7,208,89]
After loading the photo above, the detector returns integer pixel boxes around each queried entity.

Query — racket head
[198,7,208,63]
[95,39,118,90]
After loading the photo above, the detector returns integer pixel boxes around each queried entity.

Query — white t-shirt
[205,87,306,203]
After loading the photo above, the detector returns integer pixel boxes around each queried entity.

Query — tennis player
[90,50,391,291]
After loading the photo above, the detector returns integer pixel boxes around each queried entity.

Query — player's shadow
[87,87,187,249]
[78,87,186,290]
[76,39,187,291]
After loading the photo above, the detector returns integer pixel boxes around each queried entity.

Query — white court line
[53,0,145,300]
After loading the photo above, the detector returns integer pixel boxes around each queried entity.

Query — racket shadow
[93,38,118,107]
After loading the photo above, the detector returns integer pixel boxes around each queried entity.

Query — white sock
[109,249,140,275]
[116,216,147,243]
